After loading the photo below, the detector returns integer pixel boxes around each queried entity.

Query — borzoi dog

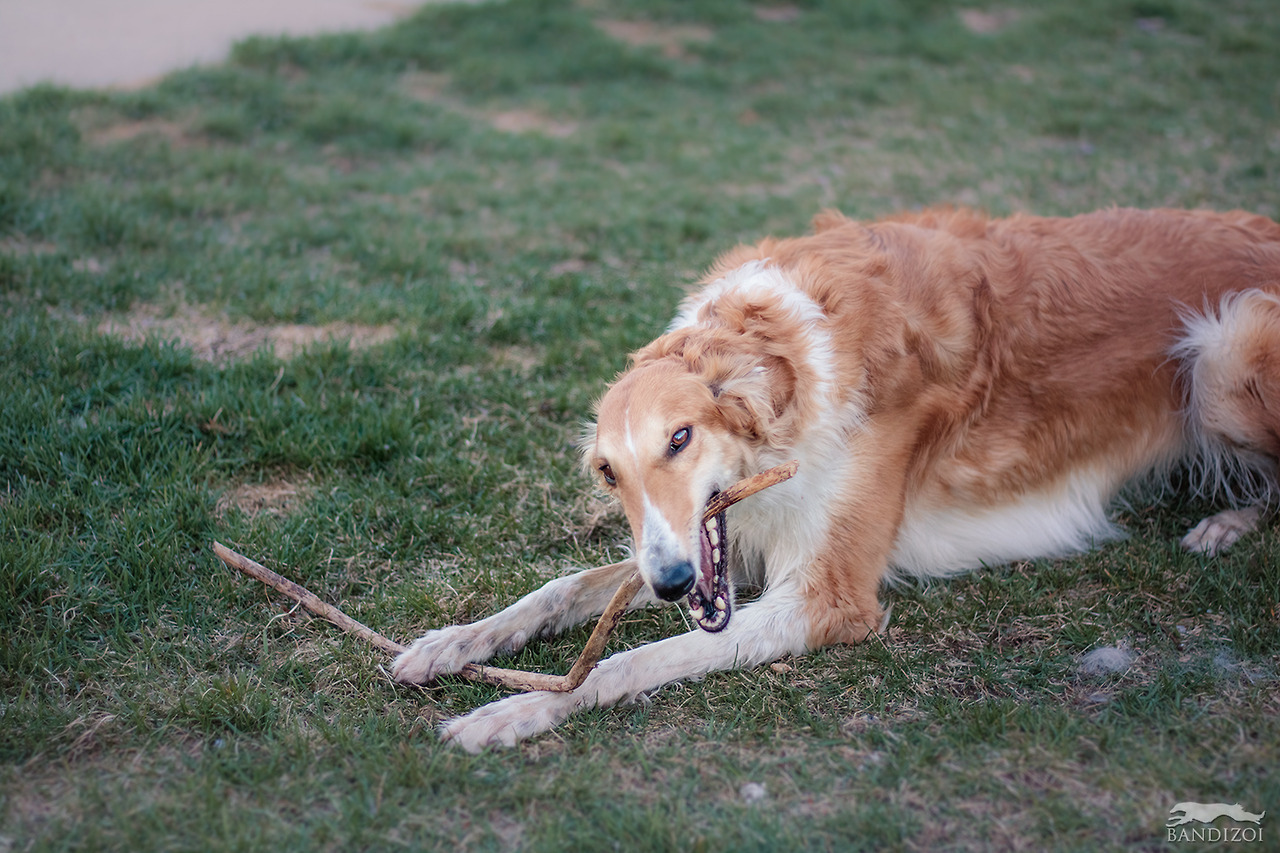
[393,207,1280,752]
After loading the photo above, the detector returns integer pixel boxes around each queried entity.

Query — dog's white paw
[1180,506,1263,555]
[391,625,500,684]
[439,691,578,753]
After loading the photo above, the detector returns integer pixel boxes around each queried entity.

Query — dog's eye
[599,464,616,486]
[669,427,691,454]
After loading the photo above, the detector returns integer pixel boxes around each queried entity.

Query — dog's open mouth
[689,496,731,632]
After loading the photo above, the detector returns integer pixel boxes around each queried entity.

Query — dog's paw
[391,625,498,684]
[439,691,578,753]
[1180,506,1263,555]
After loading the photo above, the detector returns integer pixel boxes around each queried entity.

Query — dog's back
[690,208,1280,575]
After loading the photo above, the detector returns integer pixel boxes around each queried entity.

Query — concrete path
[0,0,423,95]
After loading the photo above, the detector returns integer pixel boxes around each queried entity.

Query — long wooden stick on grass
[213,541,408,655]
[212,460,797,693]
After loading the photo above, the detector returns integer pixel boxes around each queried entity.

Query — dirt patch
[399,71,579,138]
[486,109,578,139]
[754,5,802,23]
[86,117,195,148]
[1,236,60,256]
[959,8,1021,35]
[400,71,452,102]
[96,303,397,363]
[216,475,311,518]
[595,19,714,59]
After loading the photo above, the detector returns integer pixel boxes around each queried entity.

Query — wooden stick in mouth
[703,460,798,520]
[212,460,798,693]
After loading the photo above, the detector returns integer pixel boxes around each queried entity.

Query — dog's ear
[811,208,851,233]
[705,357,797,445]
[576,420,599,474]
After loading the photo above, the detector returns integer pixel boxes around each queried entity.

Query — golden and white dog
[393,207,1280,751]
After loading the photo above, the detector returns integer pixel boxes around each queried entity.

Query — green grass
[2,0,1279,849]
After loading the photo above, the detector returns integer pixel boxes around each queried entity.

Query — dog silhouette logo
[1167,802,1265,827]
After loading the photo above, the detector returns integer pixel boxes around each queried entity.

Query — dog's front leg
[392,558,653,683]
[438,584,815,752]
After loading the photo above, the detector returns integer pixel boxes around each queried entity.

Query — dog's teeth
[708,528,720,547]
[705,517,718,531]
[712,547,721,564]
[690,604,705,620]
[714,595,727,610]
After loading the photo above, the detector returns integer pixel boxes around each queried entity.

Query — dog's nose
[650,561,696,601]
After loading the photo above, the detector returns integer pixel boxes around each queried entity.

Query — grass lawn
[2,0,1278,849]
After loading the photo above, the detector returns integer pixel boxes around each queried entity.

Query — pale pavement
[0,0,436,95]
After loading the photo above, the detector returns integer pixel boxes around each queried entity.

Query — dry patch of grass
[0,237,60,257]
[96,302,396,363]
[86,118,196,148]
[399,71,579,138]
[594,19,714,60]
[70,105,202,149]
[754,5,802,24]
[958,8,1022,35]
[398,71,452,103]
[216,475,312,519]
[485,108,578,139]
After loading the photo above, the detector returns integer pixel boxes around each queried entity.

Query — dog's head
[582,258,851,630]
[582,352,787,631]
